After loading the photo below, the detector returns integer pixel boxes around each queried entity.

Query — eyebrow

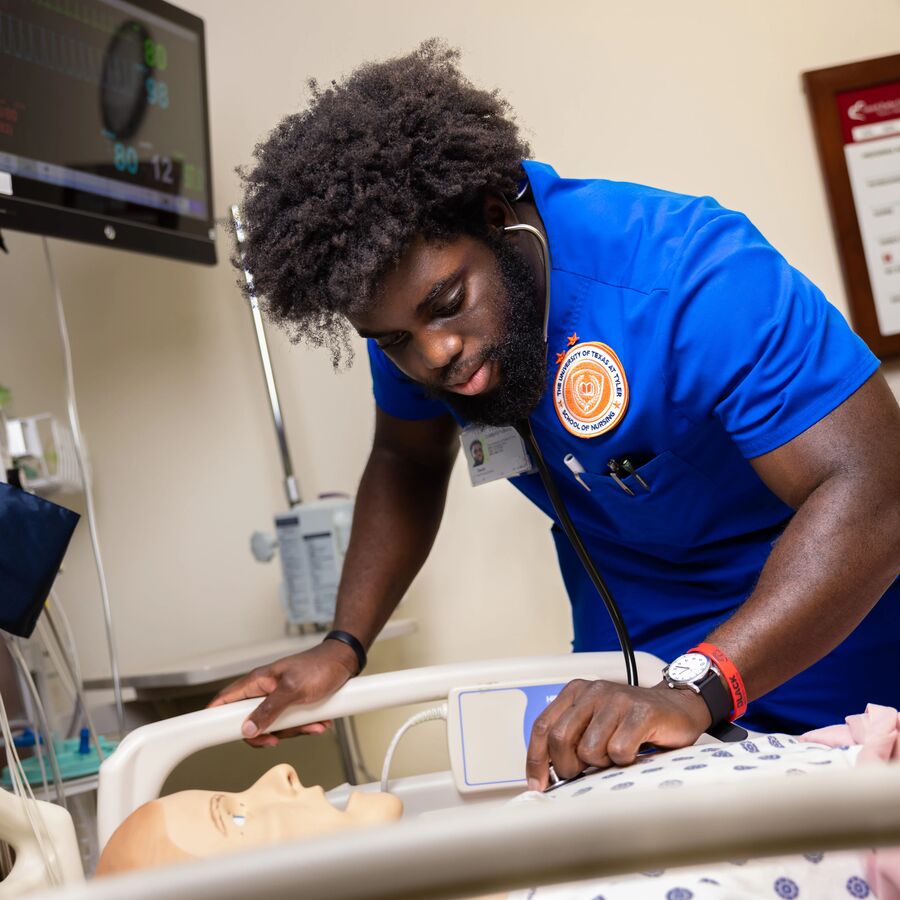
[355,269,462,340]
[210,794,227,835]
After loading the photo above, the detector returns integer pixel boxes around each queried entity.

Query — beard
[426,234,547,427]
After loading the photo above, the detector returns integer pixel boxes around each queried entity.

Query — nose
[252,763,301,797]
[416,328,462,373]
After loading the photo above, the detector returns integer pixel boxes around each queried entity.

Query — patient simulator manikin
[95,763,402,876]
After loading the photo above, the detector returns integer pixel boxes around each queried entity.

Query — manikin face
[350,216,547,427]
[96,764,403,876]
[165,763,400,851]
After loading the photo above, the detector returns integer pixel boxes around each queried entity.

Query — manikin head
[238,40,548,427]
[96,764,402,876]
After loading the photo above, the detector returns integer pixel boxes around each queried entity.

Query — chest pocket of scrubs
[578,450,716,550]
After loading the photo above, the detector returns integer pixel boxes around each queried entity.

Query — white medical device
[252,497,354,625]
[1,414,81,495]
[446,679,571,794]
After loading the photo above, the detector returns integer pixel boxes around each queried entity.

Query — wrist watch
[662,651,732,727]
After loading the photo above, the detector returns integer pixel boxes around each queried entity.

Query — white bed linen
[509,735,872,899]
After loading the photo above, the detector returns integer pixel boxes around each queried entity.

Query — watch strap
[708,720,749,742]
[695,668,732,729]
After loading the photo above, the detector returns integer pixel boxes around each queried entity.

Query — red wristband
[689,642,748,720]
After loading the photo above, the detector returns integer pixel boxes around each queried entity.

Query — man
[470,439,485,467]
[212,41,900,791]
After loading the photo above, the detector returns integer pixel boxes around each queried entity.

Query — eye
[376,332,408,351]
[435,287,465,318]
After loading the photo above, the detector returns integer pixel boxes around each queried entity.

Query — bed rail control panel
[447,679,595,794]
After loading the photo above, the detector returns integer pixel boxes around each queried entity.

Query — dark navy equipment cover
[0,482,79,638]
[367,160,896,733]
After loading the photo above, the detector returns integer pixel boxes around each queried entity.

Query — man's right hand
[208,640,359,748]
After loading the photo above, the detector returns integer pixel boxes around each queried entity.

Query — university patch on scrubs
[0,482,80,638]
[553,338,629,437]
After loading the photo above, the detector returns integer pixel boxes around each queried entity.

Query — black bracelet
[324,630,367,674]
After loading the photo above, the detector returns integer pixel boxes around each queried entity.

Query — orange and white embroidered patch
[553,341,629,437]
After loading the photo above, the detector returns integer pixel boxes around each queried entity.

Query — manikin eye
[232,814,246,827]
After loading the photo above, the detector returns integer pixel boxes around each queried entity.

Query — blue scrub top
[367,160,896,733]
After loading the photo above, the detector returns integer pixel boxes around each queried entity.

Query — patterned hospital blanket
[508,734,874,899]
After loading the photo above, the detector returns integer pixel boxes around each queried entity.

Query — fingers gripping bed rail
[97,651,664,846]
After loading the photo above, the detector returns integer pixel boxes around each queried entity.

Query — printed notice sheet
[840,83,900,337]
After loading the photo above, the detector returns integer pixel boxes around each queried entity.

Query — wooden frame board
[803,54,900,359]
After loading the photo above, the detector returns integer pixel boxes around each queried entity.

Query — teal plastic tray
[1,734,118,787]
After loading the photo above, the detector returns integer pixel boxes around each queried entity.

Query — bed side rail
[97,651,664,845]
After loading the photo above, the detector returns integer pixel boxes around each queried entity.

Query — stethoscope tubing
[515,419,640,688]
[503,221,638,688]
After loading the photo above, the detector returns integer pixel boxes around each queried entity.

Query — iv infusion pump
[252,496,354,626]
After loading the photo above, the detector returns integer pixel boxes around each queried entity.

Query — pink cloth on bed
[802,703,900,900]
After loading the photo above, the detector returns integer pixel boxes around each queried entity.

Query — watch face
[667,652,710,684]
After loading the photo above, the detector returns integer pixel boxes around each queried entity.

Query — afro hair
[236,39,531,363]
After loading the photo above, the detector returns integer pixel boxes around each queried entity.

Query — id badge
[461,424,535,486]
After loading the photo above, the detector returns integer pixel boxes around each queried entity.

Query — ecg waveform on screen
[30,0,120,36]
[0,10,148,98]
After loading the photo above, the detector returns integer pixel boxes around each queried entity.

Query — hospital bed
[19,652,900,899]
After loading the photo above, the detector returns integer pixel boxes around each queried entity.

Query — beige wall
[2,0,899,781]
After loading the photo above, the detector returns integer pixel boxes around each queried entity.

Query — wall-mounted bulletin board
[804,54,900,359]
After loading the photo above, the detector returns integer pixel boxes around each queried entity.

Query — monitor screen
[0,0,215,264]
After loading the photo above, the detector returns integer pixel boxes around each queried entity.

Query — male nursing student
[212,41,900,790]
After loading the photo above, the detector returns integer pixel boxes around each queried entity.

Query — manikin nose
[253,763,300,796]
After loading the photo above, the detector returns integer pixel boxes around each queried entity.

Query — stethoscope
[503,222,639,688]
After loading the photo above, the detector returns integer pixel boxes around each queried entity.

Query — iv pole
[228,205,362,783]
[230,205,301,509]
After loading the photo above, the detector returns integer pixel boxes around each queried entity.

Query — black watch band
[324,630,367,674]
[696,668,732,728]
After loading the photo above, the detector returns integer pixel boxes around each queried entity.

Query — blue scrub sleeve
[366,340,449,420]
[660,212,880,458]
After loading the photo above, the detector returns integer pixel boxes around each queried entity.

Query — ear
[482,191,516,234]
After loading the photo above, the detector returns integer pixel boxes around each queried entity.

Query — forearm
[707,469,900,703]
[333,444,455,650]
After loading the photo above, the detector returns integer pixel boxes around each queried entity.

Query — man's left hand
[525,679,713,791]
